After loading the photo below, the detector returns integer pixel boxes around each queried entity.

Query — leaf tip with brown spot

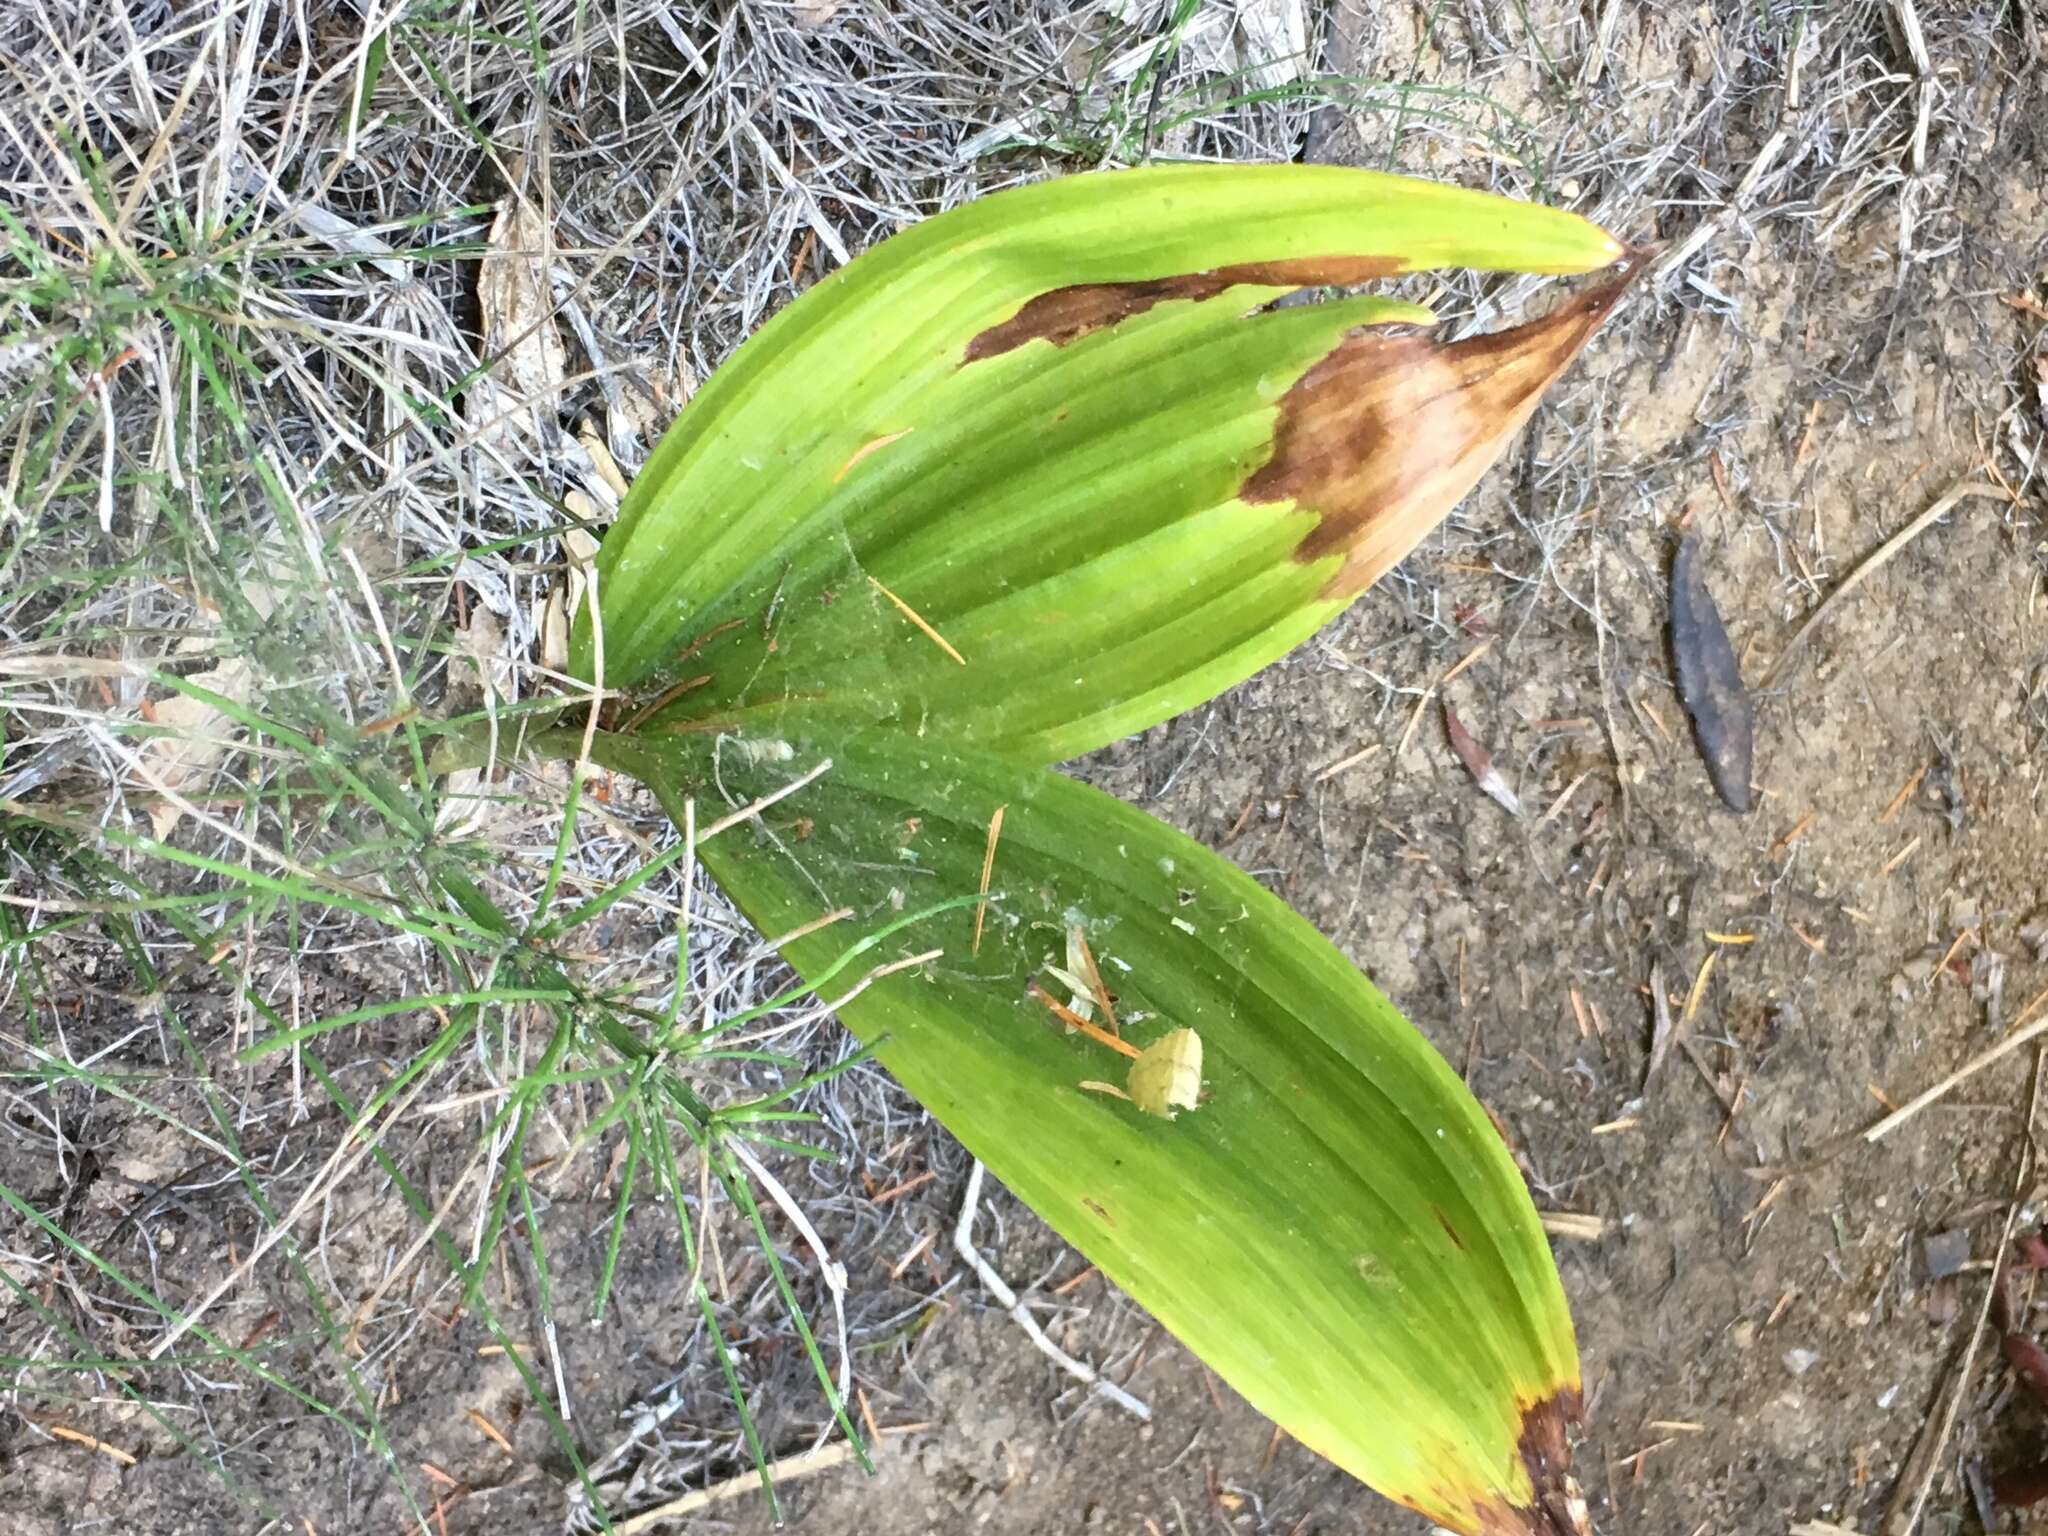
[1249,259,1646,604]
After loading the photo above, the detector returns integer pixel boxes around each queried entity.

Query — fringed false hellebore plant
[553,165,1635,1534]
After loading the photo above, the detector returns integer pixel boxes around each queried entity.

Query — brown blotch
[1245,262,1644,603]
[1468,1385,1590,1536]
[963,256,1403,362]
[1433,1207,1467,1251]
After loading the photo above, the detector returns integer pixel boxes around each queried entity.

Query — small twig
[613,1431,918,1535]
[1763,481,2011,688]
[1865,984,2048,1143]
[1882,1047,2042,1535]
[1538,1211,1607,1241]
[953,1160,1150,1421]
[695,757,834,841]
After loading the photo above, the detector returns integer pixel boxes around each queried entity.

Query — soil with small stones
[9,4,2048,1535]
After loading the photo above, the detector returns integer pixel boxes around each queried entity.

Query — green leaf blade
[580,166,1628,764]
[590,729,1582,1536]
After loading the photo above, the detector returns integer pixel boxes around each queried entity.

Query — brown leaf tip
[962,256,1403,363]
[1248,262,1643,603]
[1474,1385,1590,1536]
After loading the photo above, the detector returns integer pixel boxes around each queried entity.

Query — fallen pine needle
[1030,983,1141,1059]
[1764,1287,1798,1328]
[1769,810,1816,857]
[972,804,1004,955]
[1934,925,1976,983]
[833,428,912,484]
[867,575,965,665]
[1682,950,1719,1026]
[34,1417,137,1466]
[1879,835,1921,876]
[1540,769,1592,824]
[696,757,835,841]
[1078,1078,1132,1100]
[1313,742,1382,782]
[1635,695,1676,745]
[1879,760,1930,823]
[1617,1437,1675,1471]
[870,1169,936,1205]
[467,1408,515,1455]
[1393,644,1492,763]
[856,1386,882,1451]
[1705,930,1757,945]
[887,1229,935,1280]
[1441,639,1493,684]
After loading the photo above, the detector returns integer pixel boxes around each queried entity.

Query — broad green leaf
[575,164,1629,764]
[578,727,1584,1536]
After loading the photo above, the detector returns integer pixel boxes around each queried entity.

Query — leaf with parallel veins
[576,164,1632,765]
[577,726,1589,1536]
[565,163,1634,1536]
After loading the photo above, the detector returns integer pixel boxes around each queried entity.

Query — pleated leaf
[576,164,1630,765]
[584,727,1586,1536]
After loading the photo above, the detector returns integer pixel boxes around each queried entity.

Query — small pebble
[1923,1227,1972,1280]
[1784,1347,1820,1376]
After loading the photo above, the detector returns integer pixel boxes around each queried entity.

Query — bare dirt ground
[6,2,2048,1535]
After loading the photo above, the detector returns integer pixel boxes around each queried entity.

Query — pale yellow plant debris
[1128,1028,1202,1118]
[1234,0,1308,90]
[140,661,255,838]
[470,170,567,449]
[136,576,283,837]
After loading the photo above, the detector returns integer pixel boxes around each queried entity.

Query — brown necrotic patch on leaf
[1468,1385,1590,1536]
[1244,264,1641,603]
[962,256,1403,362]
